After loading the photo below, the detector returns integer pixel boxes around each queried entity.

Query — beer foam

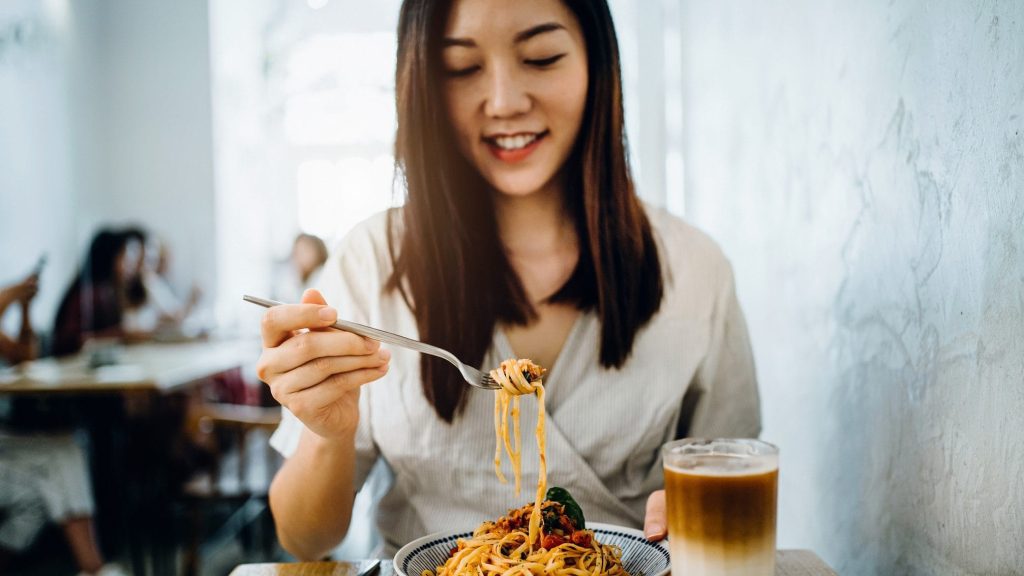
[665,453,777,477]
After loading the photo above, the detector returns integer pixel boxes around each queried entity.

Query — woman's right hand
[1,275,38,306]
[256,288,390,440]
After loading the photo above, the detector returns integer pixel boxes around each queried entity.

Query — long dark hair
[388,0,663,422]
[52,229,129,356]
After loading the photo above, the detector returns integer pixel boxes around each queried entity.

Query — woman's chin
[487,175,558,199]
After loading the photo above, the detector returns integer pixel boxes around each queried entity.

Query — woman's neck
[494,180,576,259]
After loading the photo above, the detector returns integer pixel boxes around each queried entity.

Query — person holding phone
[0,269,40,366]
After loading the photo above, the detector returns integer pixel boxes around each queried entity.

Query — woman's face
[120,239,142,282]
[293,238,322,278]
[442,0,589,198]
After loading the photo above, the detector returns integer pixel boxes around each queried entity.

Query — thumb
[644,490,667,542]
[299,288,337,334]
[300,288,328,306]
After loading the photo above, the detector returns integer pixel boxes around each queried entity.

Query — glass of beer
[662,438,778,576]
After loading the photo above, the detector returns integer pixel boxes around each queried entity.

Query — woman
[260,0,760,559]
[52,229,143,357]
[271,233,330,305]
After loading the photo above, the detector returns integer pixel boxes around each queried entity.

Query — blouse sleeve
[269,220,384,492]
[686,258,762,439]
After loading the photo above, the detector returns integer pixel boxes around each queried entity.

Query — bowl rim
[393,522,670,576]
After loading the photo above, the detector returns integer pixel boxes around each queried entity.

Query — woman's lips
[485,132,547,164]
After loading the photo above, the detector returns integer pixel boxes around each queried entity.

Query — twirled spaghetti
[491,358,547,546]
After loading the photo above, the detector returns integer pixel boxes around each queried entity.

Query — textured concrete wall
[677,1,1024,574]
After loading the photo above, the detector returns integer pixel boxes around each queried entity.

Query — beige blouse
[270,205,760,554]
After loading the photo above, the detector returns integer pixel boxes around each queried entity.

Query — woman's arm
[269,427,358,559]
[0,276,38,364]
[258,289,389,559]
[0,332,26,364]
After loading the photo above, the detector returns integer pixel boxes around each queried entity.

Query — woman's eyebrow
[513,22,566,43]
[443,37,475,48]
[442,22,567,49]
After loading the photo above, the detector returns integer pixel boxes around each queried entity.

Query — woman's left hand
[644,490,667,541]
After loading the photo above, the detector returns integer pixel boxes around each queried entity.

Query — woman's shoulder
[331,208,402,271]
[642,202,733,285]
[336,207,398,248]
[314,209,404,319]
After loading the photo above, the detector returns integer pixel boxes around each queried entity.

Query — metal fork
[243,295,500,390]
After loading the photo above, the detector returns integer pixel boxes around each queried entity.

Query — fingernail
[644,523,665,540]
[365,339,379,352]
[378,348,391,361]
[318,307,336,322]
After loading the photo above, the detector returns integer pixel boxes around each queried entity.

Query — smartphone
[31,254,47,278]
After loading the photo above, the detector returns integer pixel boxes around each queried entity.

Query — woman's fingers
[279,328,379,363]
[644,490,667,541]
[257,288,392,434]
[299,288,326,307]
[260,302,338,348]
[257,329,379,381]
[277,365,390,419]
[267,349,391,399]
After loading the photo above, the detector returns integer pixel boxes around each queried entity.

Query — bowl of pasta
[394,496,671,576]
[397,361,670,576]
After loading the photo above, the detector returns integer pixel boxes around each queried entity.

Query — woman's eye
[525,54,566,68]
[446,65,480,78]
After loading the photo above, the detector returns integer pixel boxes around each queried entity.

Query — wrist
[307,425,357,453]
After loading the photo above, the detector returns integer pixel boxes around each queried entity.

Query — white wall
[0,0,85,330]
[678,1,1024,574]
[0,0,215,335]
[209,0,409,335]
[83,0,216,304]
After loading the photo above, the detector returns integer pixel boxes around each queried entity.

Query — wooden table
[0,338,261,576]
[231,552,837,575]
[0,338,258,395]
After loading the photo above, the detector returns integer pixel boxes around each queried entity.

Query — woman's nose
[483,65,531,119]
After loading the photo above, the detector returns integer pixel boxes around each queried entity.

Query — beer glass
[661,438,778,576]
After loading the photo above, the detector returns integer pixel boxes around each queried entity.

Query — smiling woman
[260,0,761,561]
[389,0,664,423]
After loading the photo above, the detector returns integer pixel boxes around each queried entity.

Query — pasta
[422,359,628,576]
[491,358,547,544]
[424,499,628,576]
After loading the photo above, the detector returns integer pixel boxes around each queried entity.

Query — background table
[0,338,260,576]
[231,553,837,575]
[0,338,257,394]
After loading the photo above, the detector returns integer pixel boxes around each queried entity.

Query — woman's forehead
[444,0,577,41]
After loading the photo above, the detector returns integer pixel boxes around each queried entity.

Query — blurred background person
[51,229,150,357]
[0,274,126,576]
[121,226,207,341]
[271,233,328,304]
[121,226,159,335]
[141,236,202,330]
[0,433,126,576]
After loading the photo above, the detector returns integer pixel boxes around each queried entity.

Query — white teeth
[493,133,539,150]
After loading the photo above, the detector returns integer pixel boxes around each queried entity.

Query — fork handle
[242,295,461,369]
[331,318,460,368]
